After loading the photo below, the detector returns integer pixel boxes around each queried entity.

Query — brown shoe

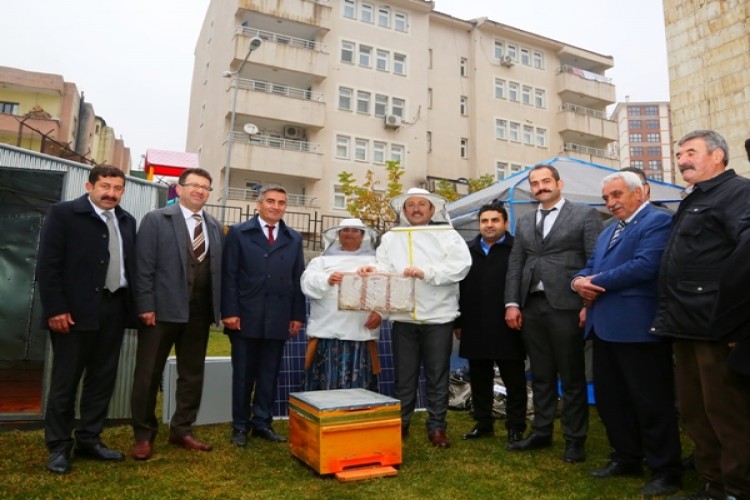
[168,435,213,452]
[132,440,153,461]
[428,429,451,449]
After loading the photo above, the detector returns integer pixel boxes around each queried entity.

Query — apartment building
[611,101,674,183]
[0,66,131,172]
[186,0,617,219]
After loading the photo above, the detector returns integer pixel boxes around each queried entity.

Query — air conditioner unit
[284,125,305,139]
[501,55,515,67]
[384,114,402,129]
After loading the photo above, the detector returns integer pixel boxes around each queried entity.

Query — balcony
[234,28,328,78]
[228,187,320,208]
[231,79,326,127]
[228,132,323,180]
[556,65,616,108]
[562,142,619,167]
[557,103,618,145]
[238,0,332,31]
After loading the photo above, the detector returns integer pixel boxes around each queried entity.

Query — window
[374,141,387,163]
[460,58,468,77]
[628,106,640,116]
[645,106,658,115]
[393,53,406,75]
[508,82,519,102]
[336,135,350,159]
[460,138,469,159]
[460,96,468,116]
[494,79,506,99]
[496,161,508,180]
[334,188,347,210]
[630,146,643,156]
[523,125,534,145]
[646,119,659,129]
[343,0,355,19]
[532,51,544,69]
[494,41,504,59]
[648,160,662,170]
[359,45,372,67]
[341,41,355,63]
[646,133,660,142]
[360,3,373,23]
[509,122,520,142]
[629,133,642,142]
[506,44,517,61]
[376,49,389,71]
[650,172,663,181]
[390,144,404,164]
[534,88,546,108]
[1,101,20,115]
[495,119,507,140]
[357,91,371,113]
[536,128,547,148]
[520,48,531,66]
[374,94,388,117]
[378,7,390,27]
[391,98,405,118]
[629,120,641,129]
[522,85,532,105]
[394,12,407,32]
[338,87,353,110]
[355,138,369,161]
[632,160,644,169]
[648,146,661,156]
[511,164,524,175]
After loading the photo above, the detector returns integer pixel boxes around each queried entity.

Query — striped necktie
[192,214,206,262]
[609,220,626,249]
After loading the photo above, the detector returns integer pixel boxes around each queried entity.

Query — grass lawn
[0,330,700,499]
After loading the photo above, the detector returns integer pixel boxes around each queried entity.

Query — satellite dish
[243,123,259,135]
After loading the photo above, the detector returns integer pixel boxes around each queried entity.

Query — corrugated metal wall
[1,144,164,420]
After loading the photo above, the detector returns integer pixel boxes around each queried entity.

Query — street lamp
[221,35,263,223]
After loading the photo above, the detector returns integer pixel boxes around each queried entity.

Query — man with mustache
[505,165,602,463]
[651,130,750,500]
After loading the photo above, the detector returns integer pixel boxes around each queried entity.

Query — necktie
[103,211,121,292]
[266,224,275,244]
[609,220,626,249]
[193,214,206,262]
[537,208,556,240]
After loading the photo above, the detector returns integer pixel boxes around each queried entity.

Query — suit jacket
[134,202,223,323]
[574,204,672,343]
[505,200,603,310]
[37,194,137,330]
[221,215,305,340]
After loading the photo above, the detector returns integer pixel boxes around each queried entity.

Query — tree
[337,161,404,234]
[434,174,496,202]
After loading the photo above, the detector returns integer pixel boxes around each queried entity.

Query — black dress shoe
[251,427,287,443]
[47,450,71,474]
[507,429,524,443]
[562,440,586,463]
[640,473,682,497]
[590,460,643,478]
[229,429,248,447]
[74,442,125,461]
[506,432,552,451]
[462,426,494,440]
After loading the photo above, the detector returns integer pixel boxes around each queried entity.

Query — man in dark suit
[573,171,682,497]
[130,167,223,460]
[37,165,137,474]
[221,184,305,446]
[505,164,602,463]
[454,202,527,444]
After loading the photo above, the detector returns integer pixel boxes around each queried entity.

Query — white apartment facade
[186,0,618,221]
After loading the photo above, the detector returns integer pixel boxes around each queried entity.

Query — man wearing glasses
[130,167,223,460]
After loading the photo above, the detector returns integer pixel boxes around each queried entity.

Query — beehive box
[289,389,402,478]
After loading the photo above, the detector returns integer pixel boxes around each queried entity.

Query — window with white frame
[511,163,524,175]
[645,106,658,115]
[460,57,468,77]
[496,161,508,180]
[494,78,506,99]
[509,122,520,142]
[460,96,468,116]
[391,98,405,118]
[520,48,531,66]
[508,82,519,102]
[629,133,642,142]
[338,87,353,110]
[336,135,351,159]
[494,40,504,60]
[628,106,640,116]
[359,45,372,67]
[355,138,369,161]
[495,119,507,140]
[360,3,373,23]
[506,44,517,61]
[522,85,532,105]
[648,160,662,170]
[534,89,546,108]
[629,119,641,129]
[523,125,533,145]
[460,138,469,159]
[631,147,643,156]
[394,12,407,32]
[357,91,371,113]
[532,51,544,69]
[632,160,644,169]
[341,41,355,63]
[648,146,661,156]
[391,144,404,164]
[374,94,388,117]
[393,53,406,75]
[334,186,347,209]
[376,49,389,71]
[536,128,547,147]
[378,7,390,27]
[343,0,356,19]
[646,133,660,142]
[646,119,659,129]
[374,141,387,163]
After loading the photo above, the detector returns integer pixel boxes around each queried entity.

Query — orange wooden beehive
[289,389,402,479]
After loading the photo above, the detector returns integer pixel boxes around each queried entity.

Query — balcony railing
[559,103,610,120]
[239,27,322,51]
[231,131,321,154]
[558,65,612,84]
[236,78,325,102]
[228,187,320,207]
[563,142,617,160]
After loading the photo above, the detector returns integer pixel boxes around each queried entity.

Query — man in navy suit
[221,184,306,446]
[37,165,137,474]
[573,171,682,497]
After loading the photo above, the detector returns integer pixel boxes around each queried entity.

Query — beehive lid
[289,388,399,411]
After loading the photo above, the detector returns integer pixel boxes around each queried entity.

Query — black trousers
[45,291,126,452]
[467,358,527,432]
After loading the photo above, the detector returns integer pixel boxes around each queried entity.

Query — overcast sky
[3,0,669,166]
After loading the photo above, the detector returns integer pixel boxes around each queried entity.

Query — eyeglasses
[181,182,213,192]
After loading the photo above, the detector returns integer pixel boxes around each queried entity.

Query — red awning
[144,149,199,180]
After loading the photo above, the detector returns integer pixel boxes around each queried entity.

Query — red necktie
[266,224,275,244]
